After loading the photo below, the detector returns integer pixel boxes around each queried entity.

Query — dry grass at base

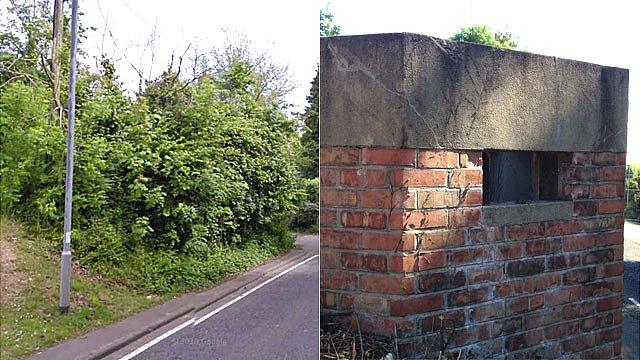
[321,316,395,360]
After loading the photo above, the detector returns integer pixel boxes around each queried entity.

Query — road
[623,220,639,360]
[122,235,319,360]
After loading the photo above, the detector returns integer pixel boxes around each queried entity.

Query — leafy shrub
[291,177,319,232]
[1,61,301,292]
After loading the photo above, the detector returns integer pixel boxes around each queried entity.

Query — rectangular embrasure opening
[482,150,563,205]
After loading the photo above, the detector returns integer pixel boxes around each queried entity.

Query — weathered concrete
[320,33,628,152]
[482,201,573,227]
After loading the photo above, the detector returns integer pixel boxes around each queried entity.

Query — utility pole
[59,0,78,314]
[51,0,64,125]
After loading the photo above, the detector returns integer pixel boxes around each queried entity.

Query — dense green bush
[1,61,302,292]
[291,177,319,232]
[626,165,640,221]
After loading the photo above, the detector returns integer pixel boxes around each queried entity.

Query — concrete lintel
[320,33,629,152]
[482,201,573,227]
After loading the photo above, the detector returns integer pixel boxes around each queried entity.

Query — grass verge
[0,218,293,359]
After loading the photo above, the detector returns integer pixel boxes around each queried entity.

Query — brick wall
[320,147,625,359]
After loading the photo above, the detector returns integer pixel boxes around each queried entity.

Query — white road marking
[193,254,319,325]
[119,318,194,360]
[117,254,319,359]
[629,297,640,307]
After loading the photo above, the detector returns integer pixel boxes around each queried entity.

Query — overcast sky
[328,0,639,162]
[76,0,318,113]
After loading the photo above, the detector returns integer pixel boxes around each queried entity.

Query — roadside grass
[0,218,293,359]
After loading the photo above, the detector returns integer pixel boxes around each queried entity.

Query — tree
[449,25,517,49]
[298,9,341,178]
[320,9,341,37]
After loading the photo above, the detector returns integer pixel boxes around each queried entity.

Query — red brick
[563,267,596,285]
[496,243,524,260]
[320,210,337,226]
[596,295,621,311]
[598,199,625,214]
[584,280,615,298]
[470,227,503,244]
[320,189,357,207]
[361,231,407,251]
[507,294,544,315]
[460,188,482,206]
[546,219,581,236]
[340,294,389,316]
[320,270,357,291]
[321,249,337,269]
[390,294,444,316]
[359,274,415,295]
[570,167,597,181]
[360,190,392,208]
[448,287,489,307]
[525,238,561,256]
[545,320,580,339]
[320,229,360,249]
[417,150,458,168]
[320,168,338,186]
[418,270,466,292]
[564,184,591,199]
[598,166,626,181]
[362,254,387,272]
[470,301,504,321]
[548,254,580,270]
[320,148,359,165]
[573,200,598,216]
[593,152,617,165]
[545,286,582,306]
[582,248,614,264]
[523,273,561,292]
[422,310,466,332]
[389,251,446,272]
[448,208,481,228]
[416,190,459,208]
[320,291,336,308]
[524,308,562,329]
[468,266,502,283]
[616,153,626,165]
[592,183,624,198]
[362,148,415,166]
[340,169,387,187]
[449,169,482,187]
[400,210,448,230]
[495,280,525,298]
[583,345,614,359]
[572,152,592,165]
[393,190,416,209]
[597,326,622,342]
[449,324,490,347]
[601,262,623,277]
[506,223,545,241]
[563,333,595,352]
[460,151,483,168]
[450,247,488,265]
[392,169,447,187]
[341,211,386,229]
[563,233,596,251]
[416,230,465,250]
[340,252,362,269]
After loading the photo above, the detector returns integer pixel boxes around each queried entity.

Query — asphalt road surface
[623,221,639,360]
[132,235,319,360]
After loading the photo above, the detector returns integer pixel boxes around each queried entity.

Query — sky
[76,0,318,114]
[327,0,639,163]
[2,0,637,161]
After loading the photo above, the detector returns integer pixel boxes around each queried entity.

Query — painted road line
[630,298,640,307]
[193,254,319,326]
[119,318,195,360]
[118,254,319,359]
